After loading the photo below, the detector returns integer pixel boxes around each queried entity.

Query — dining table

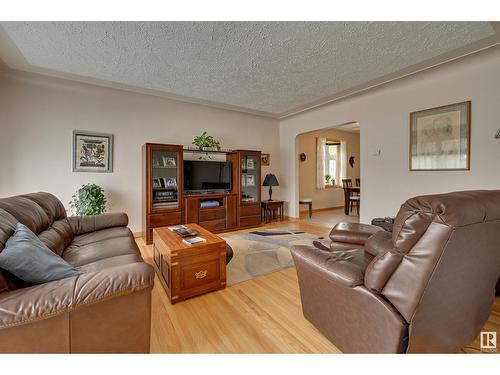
[344,186,360,215]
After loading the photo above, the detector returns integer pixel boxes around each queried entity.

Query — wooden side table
[261,200,284,223]
[153,224,227,304]
[299,199,313,219]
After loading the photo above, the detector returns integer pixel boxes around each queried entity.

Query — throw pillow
[0,223,81,284]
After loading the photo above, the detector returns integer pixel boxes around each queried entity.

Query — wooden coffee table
[153,224,227,304]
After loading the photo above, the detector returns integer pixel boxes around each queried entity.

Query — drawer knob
[195,270,208,279]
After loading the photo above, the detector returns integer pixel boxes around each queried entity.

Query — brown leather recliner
[0,192,154,353]
[291,190,500,353]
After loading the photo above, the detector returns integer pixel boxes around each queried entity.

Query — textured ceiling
[0,22,497,117]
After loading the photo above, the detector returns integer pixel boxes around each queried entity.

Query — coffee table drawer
[181,259,220,290]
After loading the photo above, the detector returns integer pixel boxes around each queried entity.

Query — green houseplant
[69,183,107,216]
[325,173,332,184]
[192,131,221,150]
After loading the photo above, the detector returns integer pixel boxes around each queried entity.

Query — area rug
[222,228,320,286]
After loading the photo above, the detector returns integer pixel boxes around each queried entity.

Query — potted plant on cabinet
[192,132,221,151]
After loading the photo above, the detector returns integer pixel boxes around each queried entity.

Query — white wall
[0,70,281,232]
[3,44,500,228]
[298,128,360,210]
[280,46,500,222]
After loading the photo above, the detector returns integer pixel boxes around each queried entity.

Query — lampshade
[263,174,279,187]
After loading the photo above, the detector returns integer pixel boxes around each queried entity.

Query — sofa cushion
[38,219,74,256]
[63,235,140,267]
[0,196,50,235]
[1,209,27,292]
[0,208,18,252]
[20,192,67,224]
[0,223,81,285]
[364,230,394,257]
[70,226,132,248]
[68,213,129,236]
[77,254,144,273]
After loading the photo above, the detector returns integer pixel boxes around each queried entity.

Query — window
[324,141,340,186]
[316,137,346,190]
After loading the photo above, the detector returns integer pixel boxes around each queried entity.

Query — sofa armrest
[291,245,372,287]
[68,212,129,235]
[329,222,382,245]
[0,262,154,330]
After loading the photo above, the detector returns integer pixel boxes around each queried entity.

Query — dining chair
[342,179,360,215]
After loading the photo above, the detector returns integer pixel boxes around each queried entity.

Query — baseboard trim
[299,205,344,214]
[133,232,143,238]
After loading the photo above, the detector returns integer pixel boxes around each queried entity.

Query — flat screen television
[183,160,232,193]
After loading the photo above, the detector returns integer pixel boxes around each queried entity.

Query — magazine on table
[182,237,207,245]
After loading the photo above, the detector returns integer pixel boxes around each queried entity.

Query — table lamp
[263,174,279,201]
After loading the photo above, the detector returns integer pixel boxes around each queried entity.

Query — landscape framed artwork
[409,101,471,171]
[73,130,114,172]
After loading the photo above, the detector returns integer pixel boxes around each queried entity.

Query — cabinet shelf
[153,166,177,169]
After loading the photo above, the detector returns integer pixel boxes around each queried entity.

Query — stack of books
[168,225,199,238]
[181,237,207,246]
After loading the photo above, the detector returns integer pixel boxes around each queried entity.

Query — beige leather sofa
[0,192,154,353]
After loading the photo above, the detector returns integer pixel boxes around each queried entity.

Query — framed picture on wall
[73,130,114,173]
[409,101,471,171]
[261,153,270,166]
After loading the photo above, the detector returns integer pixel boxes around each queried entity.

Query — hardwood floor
[137,214,500,354]
[299,207,359,228]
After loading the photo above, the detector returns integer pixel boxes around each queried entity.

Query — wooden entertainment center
[142,143,262,244]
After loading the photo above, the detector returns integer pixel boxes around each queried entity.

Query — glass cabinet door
[151,149,179,210]
[240,154,259,204]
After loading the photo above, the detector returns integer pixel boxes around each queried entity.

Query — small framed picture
[261,153,270,166]
[162,156,176,167]
[153,178,162,188]
[410,101,471,171]
[246,174,255,186]
[246,158,255,170]
[164,177,177,187]
[73,130,113,173]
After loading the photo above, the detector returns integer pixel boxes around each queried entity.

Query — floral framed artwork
[409,101,471,171]
[73,130,114,173]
